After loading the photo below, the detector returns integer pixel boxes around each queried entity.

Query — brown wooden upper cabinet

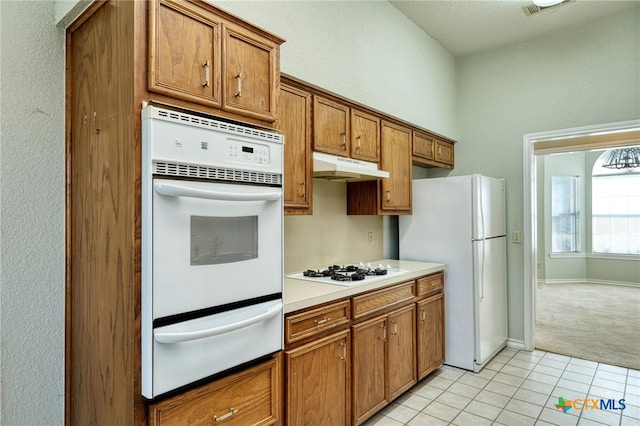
[314,96,381,162]
[412,130,454,169]
[280,83,313,215]
[149,0,282,123]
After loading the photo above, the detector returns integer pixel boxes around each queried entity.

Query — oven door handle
[154,302,283,344]
[154,181,282,202]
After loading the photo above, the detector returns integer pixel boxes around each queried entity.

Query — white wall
[456,9,640,341]
[213,0,457,139]
[0,1,66,424]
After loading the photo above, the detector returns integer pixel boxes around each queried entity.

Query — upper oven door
[152,177,283,320]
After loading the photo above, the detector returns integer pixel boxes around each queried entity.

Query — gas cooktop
[287,263,409,287]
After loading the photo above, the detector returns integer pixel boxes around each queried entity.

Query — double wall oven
[141,105,284,399]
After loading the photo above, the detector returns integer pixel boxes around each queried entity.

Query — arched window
[591,146,640,255]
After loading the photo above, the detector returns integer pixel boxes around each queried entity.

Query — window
[551,176,580,253]
[592,172,640,255]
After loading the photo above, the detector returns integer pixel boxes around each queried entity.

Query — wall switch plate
[512,231,522,244]
[368,231,374,246]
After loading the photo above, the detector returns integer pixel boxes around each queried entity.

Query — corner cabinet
[279,82,313,215]
[148,0,283,125]
[347,121,412,215]
[66,1,284,424]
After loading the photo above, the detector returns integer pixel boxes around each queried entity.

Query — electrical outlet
[368,232,374,246]
[512,231,522,244]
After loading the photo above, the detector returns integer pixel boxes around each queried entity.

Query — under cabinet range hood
[312,152,389,181]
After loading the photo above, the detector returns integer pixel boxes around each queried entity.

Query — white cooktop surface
[287,263,410,287]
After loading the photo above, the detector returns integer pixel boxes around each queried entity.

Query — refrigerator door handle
[476,241,485,300]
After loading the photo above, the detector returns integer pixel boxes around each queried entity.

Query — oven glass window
[191,216,258,265]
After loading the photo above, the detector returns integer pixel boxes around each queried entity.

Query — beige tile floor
[363,348,640,426]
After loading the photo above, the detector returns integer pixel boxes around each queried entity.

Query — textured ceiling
[389,0,640,57]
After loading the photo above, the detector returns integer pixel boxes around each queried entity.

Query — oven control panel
[227,139,270,166]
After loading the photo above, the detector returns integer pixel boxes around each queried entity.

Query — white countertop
[284,259,446,313]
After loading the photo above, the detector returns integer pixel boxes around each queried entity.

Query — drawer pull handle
[340,341,346,361]
[379,323,386,342]
[213,408,238,422]
[315,316,330,325]
[356,136,362,150]
[202,60,210,88]
[341,133,346,149]
[392,320,398,335]
[299,181,305,198]
[421,310,426,322]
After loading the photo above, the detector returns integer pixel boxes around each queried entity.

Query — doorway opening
[523,120,640,368]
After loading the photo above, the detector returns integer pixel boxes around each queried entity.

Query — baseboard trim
[538,279,639,288]
[507,339,525,350]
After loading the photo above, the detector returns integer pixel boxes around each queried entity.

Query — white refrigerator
[399,175,508,372]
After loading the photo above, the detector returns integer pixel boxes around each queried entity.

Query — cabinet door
[149,0,221,107]
[351,109,380,163]
[416,293,445,380]
[314,96,350,156]
[222,23,278,122]
[286,330,350,426]
[380,121,412,213]
[412,131,435,161]
[280,84,312,215]
[387,305,416,401]
[435,139,454,167]
[352,316,387,424]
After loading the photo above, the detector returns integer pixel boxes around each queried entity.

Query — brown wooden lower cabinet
[416,292,445,380]
[148,354,281,426]
[285,330,351,425]
[283,271,445,426]
[352,304,416,425]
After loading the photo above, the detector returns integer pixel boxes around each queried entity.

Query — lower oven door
[151,178,283,319]
[145,299,283,399]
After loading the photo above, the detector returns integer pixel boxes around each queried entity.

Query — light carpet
[535,282,640,370]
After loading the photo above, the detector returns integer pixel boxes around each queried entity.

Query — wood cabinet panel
[387,305,417,400]
[435,139,454,167]
[412,131,435,161]
[380,121,412,213]
[352,281,414,319]
[285,299,350,345]
[148,356,280,426]
[286,330,351,426]
[350,109,380,162]
[416,293,445,380]
[149,0,221,107]
[222,23,279,122]
[352,316,387,424]
[416,272,444,297]
[280,83,312,214]
[313,96,350,156]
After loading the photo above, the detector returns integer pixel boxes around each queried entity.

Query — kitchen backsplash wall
[284,180,383,274]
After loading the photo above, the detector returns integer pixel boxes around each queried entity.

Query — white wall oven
[141,105,284,399]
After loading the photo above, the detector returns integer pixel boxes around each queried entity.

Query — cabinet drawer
[416,272,444,297]
[286,300,350,344]
[352,281,415,319]
[148,356,280,426]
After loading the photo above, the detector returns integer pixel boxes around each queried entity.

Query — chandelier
[602,147,640,169]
